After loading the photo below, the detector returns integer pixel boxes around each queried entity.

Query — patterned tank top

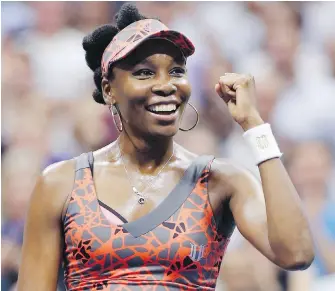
[62,153,231,290]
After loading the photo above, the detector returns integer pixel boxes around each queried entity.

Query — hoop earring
[109,104,123,132]
[179,102,199,132]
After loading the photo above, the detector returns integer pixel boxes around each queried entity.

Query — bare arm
[17,160,75,291]
[213,73,314,270]
[224,158,314,270]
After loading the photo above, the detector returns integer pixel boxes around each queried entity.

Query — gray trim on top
[123,155,214,237]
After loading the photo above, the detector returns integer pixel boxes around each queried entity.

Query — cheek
[114,84,150,125]
[115,80,150,113]
[117,79,148,100]
[112,71,149,102]
[177,78,192,101]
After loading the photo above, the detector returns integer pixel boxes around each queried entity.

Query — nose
[151,81,177,97]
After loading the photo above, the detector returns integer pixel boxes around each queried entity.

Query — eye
[132,69,154,78]
[170,67,186,77]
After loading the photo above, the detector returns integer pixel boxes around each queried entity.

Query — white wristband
[243,123,283,165]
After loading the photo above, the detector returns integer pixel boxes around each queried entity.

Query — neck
[117,132,175,172]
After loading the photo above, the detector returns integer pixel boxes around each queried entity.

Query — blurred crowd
[1,1,335,291]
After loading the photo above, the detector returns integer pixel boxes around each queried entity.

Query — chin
[148,125,179,138]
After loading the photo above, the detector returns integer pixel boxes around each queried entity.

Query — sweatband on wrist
[243,123,283,165]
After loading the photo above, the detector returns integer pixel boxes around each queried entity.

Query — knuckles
[239,74,255,87]
[220,73,255,88]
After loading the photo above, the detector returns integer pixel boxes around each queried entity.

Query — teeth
[148,104,177,112]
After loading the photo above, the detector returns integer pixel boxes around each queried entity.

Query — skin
[17,38,314,291]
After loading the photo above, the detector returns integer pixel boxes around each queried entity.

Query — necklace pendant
[132,187,141,196]
[138,197,145,204]
[132,186,145,204]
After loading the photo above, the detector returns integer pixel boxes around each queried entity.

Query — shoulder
[175,143,247,182]
[31,158,77,219]
[210,158,256,184]
[41,158,76,189]
[209,158,262,200]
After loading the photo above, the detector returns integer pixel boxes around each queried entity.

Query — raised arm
[227,159,314,270]
[213,73,314,270]
[17,160,75,291]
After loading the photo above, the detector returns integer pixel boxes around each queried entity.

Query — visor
[101,19,195,75]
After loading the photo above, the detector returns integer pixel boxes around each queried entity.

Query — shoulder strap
[75,153,90,171]
[73,152,94,175]
[61,152,92,223]
[185,155,215,184]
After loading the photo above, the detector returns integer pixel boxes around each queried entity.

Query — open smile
[146,103,180,115]
[145,103,181,122]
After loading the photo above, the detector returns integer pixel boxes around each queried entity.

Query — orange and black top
[62,153,233,290]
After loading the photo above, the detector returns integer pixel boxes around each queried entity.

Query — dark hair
[82,3,147,104]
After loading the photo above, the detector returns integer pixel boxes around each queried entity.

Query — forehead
[115,39,186,69]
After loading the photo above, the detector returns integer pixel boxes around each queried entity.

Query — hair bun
[83,25,119,71]
[115,3,145,30]
[92,89,106,105]
[92,67,106,104]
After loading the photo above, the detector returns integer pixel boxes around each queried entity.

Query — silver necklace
[118,142,174,205]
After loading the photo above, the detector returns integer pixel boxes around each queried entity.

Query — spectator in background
[18,2,95,160]
[1,45,48,149]
[21,1,92,101]
[1,147,43,290]
[72,97,115,153]
[216,240,283,291]
[260,2,301,83]
[286,141,335,277]
[66,1,113,34]
[174,124,220,157]
[325,38,335,78]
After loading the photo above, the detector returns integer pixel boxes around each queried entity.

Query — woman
[17,4,314,291]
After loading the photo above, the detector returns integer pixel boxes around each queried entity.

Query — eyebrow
[116,53,186,71]
[137,56,186,67]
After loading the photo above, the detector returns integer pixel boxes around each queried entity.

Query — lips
[145,103,181,122]
[146,103,178,115]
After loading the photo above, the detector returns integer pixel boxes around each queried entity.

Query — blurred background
[1,1,335,291]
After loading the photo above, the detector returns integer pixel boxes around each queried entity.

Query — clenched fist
[215,73,264,131]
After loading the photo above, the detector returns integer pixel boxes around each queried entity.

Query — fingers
[220,73,254,91]
[215,83,223,98]
[216,73,256,110]
[216,81,236,104]
[220,73,256,105]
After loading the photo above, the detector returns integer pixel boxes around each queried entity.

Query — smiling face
[102,39,191,138]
